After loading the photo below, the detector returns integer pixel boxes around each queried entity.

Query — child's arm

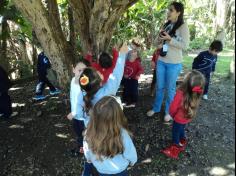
[211,55,218,73]
[85,53,93,64]
[192,53,203,70]
[169,90,183,118]
[122,130,138,166]
[111,48,119,70]
[98,44,129,95]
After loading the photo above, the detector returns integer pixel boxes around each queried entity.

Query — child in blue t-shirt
[192,40,223,100]
[67,58,90,156]
[83,96,137,176]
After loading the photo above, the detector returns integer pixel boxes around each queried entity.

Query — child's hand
[67,113,73,121]
[151,61,156,69]
[135,75,140,80]
[119,42,129,54]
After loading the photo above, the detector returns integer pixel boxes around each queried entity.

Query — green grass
[183,49,234,77]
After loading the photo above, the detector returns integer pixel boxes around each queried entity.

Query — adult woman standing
[147,2,190,122]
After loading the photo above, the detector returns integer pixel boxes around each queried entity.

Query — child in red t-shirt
[161,70,205,159]
[122,49,144,108]
[85,48,119,84]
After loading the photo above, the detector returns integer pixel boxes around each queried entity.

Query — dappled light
[9,124,24,129]
[56,133,69,139]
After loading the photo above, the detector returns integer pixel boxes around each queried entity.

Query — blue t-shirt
[192,51,218,74]
[84,129,138,174]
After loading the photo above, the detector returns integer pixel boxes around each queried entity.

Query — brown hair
[85,96,129,160]
[179,70,205,119]
[79,68,102,114]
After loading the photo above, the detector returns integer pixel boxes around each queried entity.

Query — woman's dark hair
[79,68,102,114]
[210,40,223,52]
[164,1,185,36]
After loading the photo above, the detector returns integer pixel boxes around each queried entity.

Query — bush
[189,37,210,50]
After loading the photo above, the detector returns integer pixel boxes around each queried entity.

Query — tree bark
[0,17,10,72]
[12,0,76,89]
[69,0,138,55]
[215,0,230,43]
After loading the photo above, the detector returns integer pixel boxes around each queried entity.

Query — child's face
[210,49,220,56]
[73,63,87,78]
[129,50,138,62]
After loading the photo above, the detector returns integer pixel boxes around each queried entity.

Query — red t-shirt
[124,59,144,80]
[85,48,119,84]
[169,90,192,125]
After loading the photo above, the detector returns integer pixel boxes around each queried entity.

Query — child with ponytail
[161,70,205,159]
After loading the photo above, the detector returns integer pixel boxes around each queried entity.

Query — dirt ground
[0,66,235,176]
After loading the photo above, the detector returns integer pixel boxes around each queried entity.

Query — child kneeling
[83,96,138,176]
[161,70,205,159]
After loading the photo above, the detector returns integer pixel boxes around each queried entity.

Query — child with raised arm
[85,47,119,84]
[192,40,223,100]
[83,96,137,176]
[161,70,205,159]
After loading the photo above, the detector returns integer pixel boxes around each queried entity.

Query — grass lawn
[183,48,234,77]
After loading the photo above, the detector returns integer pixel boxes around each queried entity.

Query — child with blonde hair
[83,96,137,176]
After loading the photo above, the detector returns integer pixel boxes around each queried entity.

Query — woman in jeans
[147,1,190,122]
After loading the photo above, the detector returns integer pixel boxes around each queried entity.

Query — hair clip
[80,75,89,86]
[192,86,203,94]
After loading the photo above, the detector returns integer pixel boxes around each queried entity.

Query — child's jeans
[0,91,12,118]
[122,78,139,104]
[153,60,182,114]
[82,162,128,176]
[172,121,186,145]
[201,71,211,95]
[73,119,85,147]
[36,74,56,95]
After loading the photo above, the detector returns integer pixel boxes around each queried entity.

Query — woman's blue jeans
[153,60,182,114]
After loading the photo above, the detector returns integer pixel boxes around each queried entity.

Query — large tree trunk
[69,0,138,55]
[0,17,10,72]
[215,0,230,43]
[12,0,76,89]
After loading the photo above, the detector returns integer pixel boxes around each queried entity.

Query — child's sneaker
[164,114,173,122]
[0,114,4,118]
[33,95,46,101]
[50,89,61,96]
[203,94,208,100]
[147,110,155,117]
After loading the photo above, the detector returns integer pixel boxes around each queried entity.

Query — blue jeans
[172,121,186,145]
[82,162,128,176]
[200,71,211,95]
[153,60,182,114]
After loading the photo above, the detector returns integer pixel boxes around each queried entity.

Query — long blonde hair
[179,70,205,119]
[85,96,129,160]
